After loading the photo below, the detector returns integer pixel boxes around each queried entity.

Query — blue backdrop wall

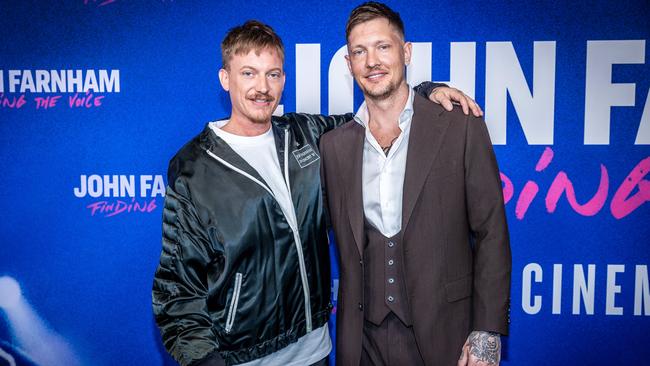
[1,1,649,365]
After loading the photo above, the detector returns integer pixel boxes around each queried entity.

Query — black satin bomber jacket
[152,113,351,366]
[152,84,442,366]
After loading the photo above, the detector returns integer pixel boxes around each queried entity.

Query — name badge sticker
[292,144,320,168]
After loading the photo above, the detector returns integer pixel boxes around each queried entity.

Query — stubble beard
[248,111,272,124]
[366,83,395,101]
[360,76,399,102]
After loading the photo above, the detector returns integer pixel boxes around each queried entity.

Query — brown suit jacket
[319,94,511,366]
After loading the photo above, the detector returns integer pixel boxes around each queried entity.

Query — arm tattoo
[468,331,501,364]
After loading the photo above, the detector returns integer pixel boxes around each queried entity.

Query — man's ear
[218,68,230,91]
[345,54,353,74]
[403,41,413,66]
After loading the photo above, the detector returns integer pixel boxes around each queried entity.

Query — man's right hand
[457,331,501,366]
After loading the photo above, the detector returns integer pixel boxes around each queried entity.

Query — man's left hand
[457,331,501,366]
[429,87,483,117]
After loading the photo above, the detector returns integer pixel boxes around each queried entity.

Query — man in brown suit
[319,2,511,365]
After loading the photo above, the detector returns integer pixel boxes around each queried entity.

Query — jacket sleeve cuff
[413,81,448,98]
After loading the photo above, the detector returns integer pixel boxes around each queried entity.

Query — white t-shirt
[209,120,331,366]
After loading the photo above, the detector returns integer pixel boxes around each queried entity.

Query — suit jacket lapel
[334,123,365,256]
[402,94,451,234]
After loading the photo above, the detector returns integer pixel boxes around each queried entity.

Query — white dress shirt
[355,87,415,237]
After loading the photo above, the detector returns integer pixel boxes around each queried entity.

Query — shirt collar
[353,85,415,130]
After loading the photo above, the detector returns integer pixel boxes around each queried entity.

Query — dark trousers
[360,312,425,366]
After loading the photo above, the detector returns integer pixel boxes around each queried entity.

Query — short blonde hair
[221,20,285,69]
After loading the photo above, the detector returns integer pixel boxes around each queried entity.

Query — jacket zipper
[205,129,313,333]
[283,130,313,332]
[224,272,243,333]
